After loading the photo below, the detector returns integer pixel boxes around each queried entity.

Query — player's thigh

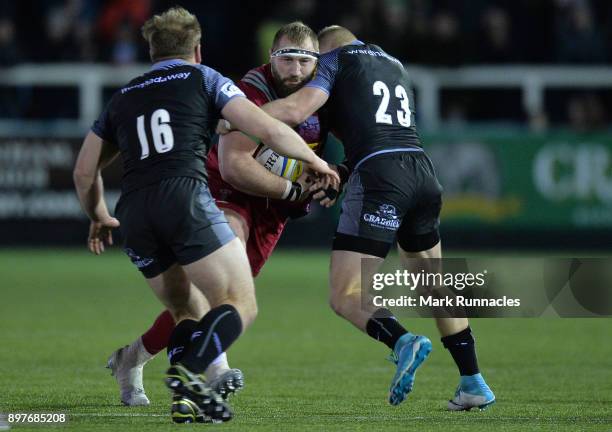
[333,172,398,260]
[145,263,210,322]
[330,250,384,299]
[222,207,249,247]
[397,241,442,282]
[182,237,256,324]
[151,178,254,314]
[396,153,443,256]
[157,178,237,267]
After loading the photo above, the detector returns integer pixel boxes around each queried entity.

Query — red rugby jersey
[207,63,325,175]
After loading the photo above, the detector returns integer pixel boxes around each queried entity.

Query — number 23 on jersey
[372,81,412,127]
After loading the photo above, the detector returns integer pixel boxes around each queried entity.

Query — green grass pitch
[1,249,611,431]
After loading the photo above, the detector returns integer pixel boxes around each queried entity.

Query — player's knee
[329,290,350,318]
[242,297,258,328]
[227,293,258,329]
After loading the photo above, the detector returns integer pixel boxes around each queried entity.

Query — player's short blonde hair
[317,25,356,49]
[272,21,319,51]
[141,7,201,61]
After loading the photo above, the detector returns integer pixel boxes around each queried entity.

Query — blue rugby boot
[447,373,495,411]
[388,333,432,406]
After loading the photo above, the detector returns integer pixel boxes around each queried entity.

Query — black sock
[179,304,243,374]
[167,319,198,365]
[441,326,479,376]
[365,308,409,350]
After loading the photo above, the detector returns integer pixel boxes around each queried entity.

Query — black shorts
[333,150,442,258]
[115,177,235,278]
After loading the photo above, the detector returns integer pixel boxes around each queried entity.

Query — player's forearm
[74,172,110,222]
[263,121,317,165]
[221,98,315,163]
[262,87,328,127]
[221,156,288,199]
[261,98,304,127]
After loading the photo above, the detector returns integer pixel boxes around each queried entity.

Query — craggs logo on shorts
[364,204,401,230]
[124,248,154,269]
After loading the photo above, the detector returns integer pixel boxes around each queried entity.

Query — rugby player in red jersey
[106,22,332,406]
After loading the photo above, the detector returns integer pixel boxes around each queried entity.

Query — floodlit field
[1,249,611,431]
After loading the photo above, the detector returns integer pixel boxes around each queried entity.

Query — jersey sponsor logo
[261,150,280,171]
[220,82,245,98]
[124,248,154,268]
[363,203,401,230]
[345,48,403,66]
[120,72,192,94]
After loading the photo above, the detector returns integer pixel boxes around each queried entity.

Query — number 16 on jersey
[137,108,175,159]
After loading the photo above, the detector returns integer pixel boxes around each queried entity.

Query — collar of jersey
[326,40,365,56]
[151,58,189,71]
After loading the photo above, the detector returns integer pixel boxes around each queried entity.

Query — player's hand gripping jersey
[206,63,327,276]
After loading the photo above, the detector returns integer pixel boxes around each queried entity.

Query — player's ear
[195,44,202,64]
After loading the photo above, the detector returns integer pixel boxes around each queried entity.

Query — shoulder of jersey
[240,64,277,102]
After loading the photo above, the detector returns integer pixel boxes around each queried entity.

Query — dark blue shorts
[333,151,442,257]
[115,177,235,278]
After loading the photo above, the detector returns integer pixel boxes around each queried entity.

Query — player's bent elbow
[283,109,308,127]
[219,157,243,188]
[294,109,312,126]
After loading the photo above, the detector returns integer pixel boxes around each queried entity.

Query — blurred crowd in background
[1,0,611,130]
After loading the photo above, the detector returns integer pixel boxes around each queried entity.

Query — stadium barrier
[0,64,610,248]
[1,132,610,248]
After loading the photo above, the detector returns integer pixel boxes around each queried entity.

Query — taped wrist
[281,180,302,201]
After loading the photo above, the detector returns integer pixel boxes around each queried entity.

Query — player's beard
[271,66,315,97]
